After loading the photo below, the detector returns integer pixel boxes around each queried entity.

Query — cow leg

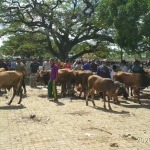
[62,83,66,96]
[103,92,106,109]
[126,87,129,96]
[107,94,112,110]
[78,88,82,98]
[18,87,23,104]
[131,87,133,97]
[83,86,87,99]
[91,89,95,106]
[137,88,141,104]
[7,88,16,105]
[86,89,89,106]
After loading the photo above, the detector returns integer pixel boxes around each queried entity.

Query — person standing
[110,65,117,81]
[131,60,145,74]
[63,59,71,69]
[73,61,82,70]
[121,60,128,72]
[0,58,8,70]
[15,57,27,94]
[48,58,58,100]
[26,58,32,78]
[43,57,51,71]
[55,59,60,69]
[30,58,40,88]
[90,60,98,74]
[82,61,91,71]
[97,59,110,78]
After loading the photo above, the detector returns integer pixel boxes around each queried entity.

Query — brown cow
[0,71,23,105]
[36,69,74,96]
[73,70,93,98]
[86,75,127,110]
[0,68,6,93]
[113,72,150,104]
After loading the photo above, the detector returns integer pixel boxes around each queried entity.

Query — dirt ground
[0,80,150,150]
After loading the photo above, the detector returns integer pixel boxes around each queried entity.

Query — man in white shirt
[42,57,51,88]
[121,60,128,72]
[43,57,51,71]
[110,65,117,81]
[26,58,32,78]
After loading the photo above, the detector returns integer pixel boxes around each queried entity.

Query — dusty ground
[0,80,150,150]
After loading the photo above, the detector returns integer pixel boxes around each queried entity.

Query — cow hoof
[109,107,112,110]
[6,102,11,105]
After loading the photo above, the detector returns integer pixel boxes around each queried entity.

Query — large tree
[98,0,150,55]
[0,0,114,61]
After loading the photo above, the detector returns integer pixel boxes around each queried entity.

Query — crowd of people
[0,57,149,100]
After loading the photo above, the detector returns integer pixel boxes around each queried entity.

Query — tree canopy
[98,0,150,54]
[0,0,114,61]
[0,0,150,60]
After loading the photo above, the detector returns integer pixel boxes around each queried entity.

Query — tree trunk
[120,48,123,61]
[59,50,69,62]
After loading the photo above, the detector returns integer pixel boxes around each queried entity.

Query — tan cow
[86,75,127,110]
[0,71,23,105]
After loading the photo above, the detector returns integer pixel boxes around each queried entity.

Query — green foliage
[0,0,114,61]
[0,33,50,57]
[98,0,150,54]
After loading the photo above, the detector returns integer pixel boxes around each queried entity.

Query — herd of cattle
[0,67,150,110]
[36,68,150,110]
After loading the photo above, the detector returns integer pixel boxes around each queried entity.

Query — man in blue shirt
[131,60,145,74]
[97,59,110,78]
[82,61,91,70]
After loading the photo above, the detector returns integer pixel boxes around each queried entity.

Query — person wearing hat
[131,60,145,73]
[97,59,110,78]
[121,60,128,72]
[15,57,27,94]
[48,58,58,100]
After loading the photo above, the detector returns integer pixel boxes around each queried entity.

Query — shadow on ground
[89,106,130,114]
[0,104,26,110]
[49,99,65,106]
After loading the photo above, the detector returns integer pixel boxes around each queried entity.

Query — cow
[0,68,6,93]
[73,70,93,98]
[86,75,127,110]
[56,69,74,96]
[36,69,74,96]
[36,70,50,86]
[0,71,23,105]
[113,72,150,104]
